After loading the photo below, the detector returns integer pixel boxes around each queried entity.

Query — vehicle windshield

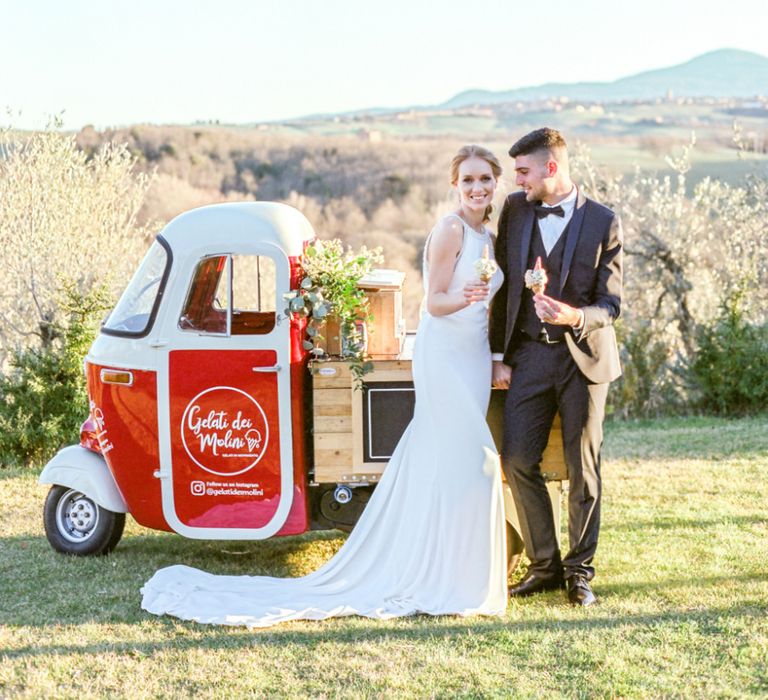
[102,240,170,336]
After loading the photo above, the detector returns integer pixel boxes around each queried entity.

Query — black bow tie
[534,204,565,219]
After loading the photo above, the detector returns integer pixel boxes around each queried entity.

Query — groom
[490,128,622,606]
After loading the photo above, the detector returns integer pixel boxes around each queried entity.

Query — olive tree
[0,127,156,364]
[572,139,768,415]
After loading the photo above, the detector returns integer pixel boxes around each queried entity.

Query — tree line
[0,124,765,465]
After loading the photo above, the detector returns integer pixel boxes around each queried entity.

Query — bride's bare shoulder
[430,215,464,250]
[426,215,464,264]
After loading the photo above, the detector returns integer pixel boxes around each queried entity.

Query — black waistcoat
[517,219,570,341]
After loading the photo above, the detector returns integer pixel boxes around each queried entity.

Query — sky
[4,0,767,130]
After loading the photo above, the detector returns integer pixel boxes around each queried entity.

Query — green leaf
[289,297,306,313]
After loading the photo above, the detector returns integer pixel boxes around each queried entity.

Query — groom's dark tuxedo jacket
[490,188,623,384]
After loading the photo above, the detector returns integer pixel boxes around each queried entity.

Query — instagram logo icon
[190,480,206,496]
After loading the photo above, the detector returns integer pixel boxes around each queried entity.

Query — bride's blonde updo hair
[449,144,503,223]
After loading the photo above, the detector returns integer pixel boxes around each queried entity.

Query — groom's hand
[492,361,511,389]
[534,293,582,327]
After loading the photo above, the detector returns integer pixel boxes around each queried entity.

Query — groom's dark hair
[509,128,568,161]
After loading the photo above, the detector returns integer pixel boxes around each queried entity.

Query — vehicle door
[156,243,294,539]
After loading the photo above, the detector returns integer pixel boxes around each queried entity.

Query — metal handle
[252,365,281,373]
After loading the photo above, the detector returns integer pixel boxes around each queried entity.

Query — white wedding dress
[141,215,507,627]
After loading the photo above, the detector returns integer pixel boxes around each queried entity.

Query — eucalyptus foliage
[285,239,383,387]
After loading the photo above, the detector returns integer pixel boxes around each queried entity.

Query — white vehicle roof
[160,202,315,257]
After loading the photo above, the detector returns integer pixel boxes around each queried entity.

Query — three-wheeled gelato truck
[39,202,566,574]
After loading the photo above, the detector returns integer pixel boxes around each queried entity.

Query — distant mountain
[439,49,768,109]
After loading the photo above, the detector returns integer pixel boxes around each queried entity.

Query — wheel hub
[55,490,100,543]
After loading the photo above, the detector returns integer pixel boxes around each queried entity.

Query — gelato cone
[474,244,498,283]
[524,256,548,295]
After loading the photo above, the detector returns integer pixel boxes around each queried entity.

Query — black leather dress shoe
[508,573,565,597]
[566,574,597,606]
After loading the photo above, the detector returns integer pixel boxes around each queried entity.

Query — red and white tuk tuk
[39,202,565,573]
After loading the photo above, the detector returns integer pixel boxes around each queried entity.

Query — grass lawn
[1,415,767,698]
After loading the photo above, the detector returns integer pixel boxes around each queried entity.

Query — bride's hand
[463,279,489,305]
[492,361,512,389]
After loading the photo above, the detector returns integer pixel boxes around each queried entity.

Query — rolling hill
[440,49,768,109]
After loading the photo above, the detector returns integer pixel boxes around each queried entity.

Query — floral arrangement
[285,239,383,385]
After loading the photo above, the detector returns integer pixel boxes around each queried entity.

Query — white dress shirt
[538,185,577,255]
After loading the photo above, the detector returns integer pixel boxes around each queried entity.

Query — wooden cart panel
[311,352,568,485]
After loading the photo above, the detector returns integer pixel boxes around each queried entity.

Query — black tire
[506,522,524,578]
[43,485,126,556]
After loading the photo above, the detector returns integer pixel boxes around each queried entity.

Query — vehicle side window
[179,256,229,334]
[231,255,276,335]
[178,254,276,336]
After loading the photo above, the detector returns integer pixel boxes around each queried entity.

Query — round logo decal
[180,386,269,476]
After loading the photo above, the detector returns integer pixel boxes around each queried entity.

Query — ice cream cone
[474,244,498,283]
[524,256,548,295]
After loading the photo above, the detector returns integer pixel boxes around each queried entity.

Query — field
[1,414,766,698]
[269,98,768,185]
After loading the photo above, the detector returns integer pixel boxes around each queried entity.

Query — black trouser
[501,338,608,580]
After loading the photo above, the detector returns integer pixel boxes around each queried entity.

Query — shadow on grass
[608,514,768,532]
[4,600,768,661]
[116,529,348,570]
[595,572,767,595]
[4,522,767,629]
[1,528,347,577]
[0,529,348,627]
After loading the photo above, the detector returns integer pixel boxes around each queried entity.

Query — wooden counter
[310,335,568,485]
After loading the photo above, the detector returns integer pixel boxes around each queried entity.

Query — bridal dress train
[141,215,507,627]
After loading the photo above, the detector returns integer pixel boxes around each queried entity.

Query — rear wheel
[43,485,125,556]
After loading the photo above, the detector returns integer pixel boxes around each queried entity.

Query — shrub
[690,292,768,415]
[611,320,678,419]
[0,285,111,467]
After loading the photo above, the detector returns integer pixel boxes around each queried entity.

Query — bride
[141,145,508,627]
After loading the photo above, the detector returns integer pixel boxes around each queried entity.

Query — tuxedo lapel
[518,206,535,278]
[560,188,587,293]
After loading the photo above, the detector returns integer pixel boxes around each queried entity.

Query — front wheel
[43,485,125,556]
